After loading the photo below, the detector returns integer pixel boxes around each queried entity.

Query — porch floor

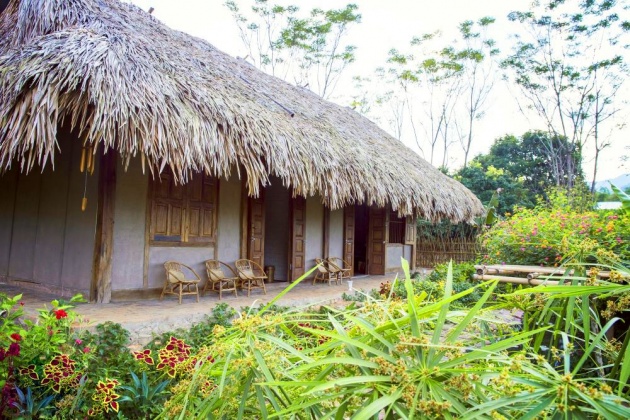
[4,274,399,346]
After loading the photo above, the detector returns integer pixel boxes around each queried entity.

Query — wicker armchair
[235,259,268,297]
[161,261,201,304]
[313,258,340,285]
[327,257,352,282]
[204,260,239,299]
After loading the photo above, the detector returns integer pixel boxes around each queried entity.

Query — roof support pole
[91,150,116,303]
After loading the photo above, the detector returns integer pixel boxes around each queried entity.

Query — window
[388,210,405,244]
[150,171,217,245]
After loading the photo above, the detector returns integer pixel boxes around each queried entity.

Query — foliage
[416,218,477,241]
[161,260,630,418]
[4,255,630,418]
[119,370,170,418]
[454,131,584,215]
[355,17,498,169]
[480,188,629,267]
[79,321,136,381]
[503,0,629,189]
[472,189,499,228]
[146,303,237,352]
[224,0,360,98]
[611,183,630,215]
[594,184,630,202]
[504,262,630,398]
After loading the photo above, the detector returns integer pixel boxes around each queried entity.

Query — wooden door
[248,194,265,268]
[405,216,417,270]
[290,197,306,281]
[368,206,387,275]
[343,206,355,276]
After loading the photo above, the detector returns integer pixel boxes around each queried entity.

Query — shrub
[162,261,630,418]
[480,189,629,268]
[146,302,237,352]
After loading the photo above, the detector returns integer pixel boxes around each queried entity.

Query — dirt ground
[4,274,397,346]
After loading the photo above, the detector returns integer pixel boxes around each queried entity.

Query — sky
[128,0,628,183]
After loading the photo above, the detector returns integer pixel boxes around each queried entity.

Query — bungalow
[0,0,483,303]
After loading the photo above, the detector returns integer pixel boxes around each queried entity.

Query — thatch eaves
[0,0,484,221]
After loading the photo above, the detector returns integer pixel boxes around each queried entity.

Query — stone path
[3,274,397,345]
[3,272,522,347]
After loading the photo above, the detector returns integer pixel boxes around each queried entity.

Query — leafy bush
[4,259,630,418]
[480,189,629,267]
[146,302,237,352]
[161,261,630,418]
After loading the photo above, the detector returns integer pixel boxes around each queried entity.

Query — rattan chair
[161,261,201,304]
[327,257,352,282]
[313,258,341,285]
[204,260,239,299]
[235,259,267,297]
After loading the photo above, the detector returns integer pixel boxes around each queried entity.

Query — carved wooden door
[248,194,265,268]
[290,197,306,281]
[368,206,387,275]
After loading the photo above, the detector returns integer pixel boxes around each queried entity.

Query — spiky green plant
[160,260,630,419]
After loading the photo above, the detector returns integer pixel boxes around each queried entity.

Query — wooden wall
[0,129,99,296]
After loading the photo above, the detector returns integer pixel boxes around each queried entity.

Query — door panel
[248,194,265,268]
[368,206,387,275]
[290,197,306,281]
[343,206,355,276]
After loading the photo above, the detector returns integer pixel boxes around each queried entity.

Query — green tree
[353,17,498,169]
[453,17,499,168]
[503,0,629,190]
[225,0,360,99]
[454,131,583,214]
[454,160,533,215]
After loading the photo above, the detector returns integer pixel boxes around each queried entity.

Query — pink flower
[520,247,525,252]
[83,347,91,354]
[75,339,83,346]
[10,333,21,342]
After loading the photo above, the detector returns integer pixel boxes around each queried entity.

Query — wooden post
[91,151,116,303]
[239,180,249,259]
[322,207,330,259]
[410,216,417,270]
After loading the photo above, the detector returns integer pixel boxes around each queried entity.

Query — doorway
[246,178,305,282]
[353,205,369,275]
[262,181,291,282]
[343,204,387,276]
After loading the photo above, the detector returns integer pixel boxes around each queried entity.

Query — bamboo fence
[415,237,480,268]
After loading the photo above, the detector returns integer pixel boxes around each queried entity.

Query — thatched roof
[0,0,483,221]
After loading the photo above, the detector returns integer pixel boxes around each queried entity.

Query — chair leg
[195,284,199,303]
[160,283,167,300]
[178,285,183,305]
[261,280,267,295]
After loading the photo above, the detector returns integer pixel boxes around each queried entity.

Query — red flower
[8,342,20,357]
[54,309,68,320]
[10,333,22,342]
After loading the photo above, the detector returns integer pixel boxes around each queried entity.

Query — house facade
[0,0,482,303]
[0,131,416,300]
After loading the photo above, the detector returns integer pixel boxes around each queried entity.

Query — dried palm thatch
[0,0,483,221]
